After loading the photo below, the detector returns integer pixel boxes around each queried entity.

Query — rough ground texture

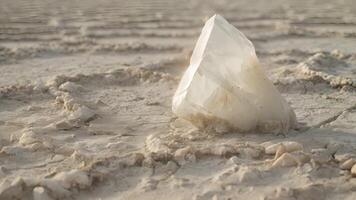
[1,0,356,199]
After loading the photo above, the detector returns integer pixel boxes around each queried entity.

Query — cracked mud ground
[1,0,356,199]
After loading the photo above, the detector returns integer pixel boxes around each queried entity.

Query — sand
[1,0,356,199]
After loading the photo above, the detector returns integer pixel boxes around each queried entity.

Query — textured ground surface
[1,0,356,199]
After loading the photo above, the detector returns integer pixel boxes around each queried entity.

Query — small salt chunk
[52,169,91,189]
[272,153,298,167]
[265,141,303,155]
[33,186,54,200]
[69,106,96,123]
[334,153,354,163]
[19,131,39,146]
[59,82,83,93]
[340,158,356,170]
[274,144,287,159]
[272,151,310,168]
[351,164,356,176]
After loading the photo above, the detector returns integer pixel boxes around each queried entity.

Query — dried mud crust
[0,67,177,199]
[140,118,356,200]
[2,0,356,199]
[0,41,184,64]
[135,50,356,200]
[5,60,356,200]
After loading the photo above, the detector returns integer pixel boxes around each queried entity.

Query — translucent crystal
[172,14,296,133]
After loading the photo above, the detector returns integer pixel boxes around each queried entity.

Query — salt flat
[1,0,356,199]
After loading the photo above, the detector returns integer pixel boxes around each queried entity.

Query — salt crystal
[172,14,296,133]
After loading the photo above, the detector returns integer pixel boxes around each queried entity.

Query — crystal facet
[172,14,296,133]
